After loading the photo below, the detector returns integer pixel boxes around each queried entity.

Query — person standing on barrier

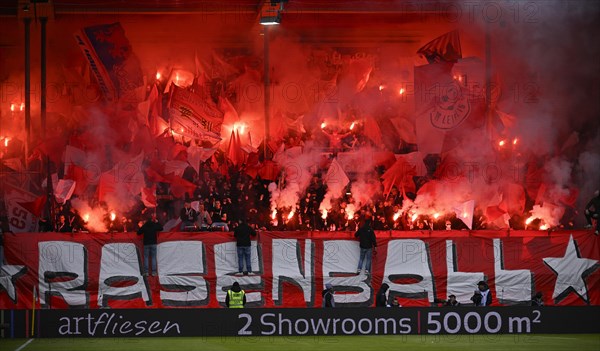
[355,217,377,274]
[137,213,163,277]
[322,283,335,307]
[234,218,257,276]
[226,281,246,308]
[376,283,390,307]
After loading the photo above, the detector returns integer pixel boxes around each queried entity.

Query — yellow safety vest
[228,290,245,308]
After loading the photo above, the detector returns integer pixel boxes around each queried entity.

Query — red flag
[417,30,462,64]
[171,143,188,161]
[245,165,259,179]
[17,194,47,218]
[164,174,196,199]
[389,117,417,145]
[373,151,397,169]
[65,164,97,196]
[131,125,156,156]
[257,160,280,181]
[363,116,382,146]
[97,171,117,202]
[381,157,417,196]
[36,136,67,165]
[141,185,157,208]
[156,136,176,161]
[145,167,166,183]
[486,205,506,222]
[227,130,244,167]
[499,183,526,215]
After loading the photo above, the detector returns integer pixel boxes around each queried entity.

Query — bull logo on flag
[429,81,471,130]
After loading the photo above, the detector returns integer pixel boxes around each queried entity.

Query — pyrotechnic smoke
[350,179,380,208]
[70,198,108,233]
[529,204,565,228]
[0,1,596,230]
[270,148,322,212]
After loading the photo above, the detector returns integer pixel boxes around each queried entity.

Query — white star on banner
[0,265,27,303]
[543,235,599,303]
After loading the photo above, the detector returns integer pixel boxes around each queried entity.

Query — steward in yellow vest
[226,282,246,308]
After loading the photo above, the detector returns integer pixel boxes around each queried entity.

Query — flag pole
[24,17,31,169]
[485,17,493,139]
[263,26,271,160]
[41,15,54,230]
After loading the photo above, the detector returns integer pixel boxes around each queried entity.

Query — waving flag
[74,22,143,101]
[54,179,76,204]
[227,130,244,167]
[324,158,350,197]
[453,200,475,230]
[169,84,224,139]
[417,30,462,64]
[3,183,40,232]
[141,185,157,208]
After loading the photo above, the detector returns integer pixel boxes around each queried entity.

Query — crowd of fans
[2,124,593,234]
[35,137,480,234]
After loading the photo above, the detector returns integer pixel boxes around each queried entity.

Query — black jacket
[355,221,377,249]
[471,288,492,306]
[180,207,198,222]
[56,222,72,233]
[376,283,389,307]
[585,195,600,214]
[322,289,335,307]
[137,220,163,245]
[234,223,257,247]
